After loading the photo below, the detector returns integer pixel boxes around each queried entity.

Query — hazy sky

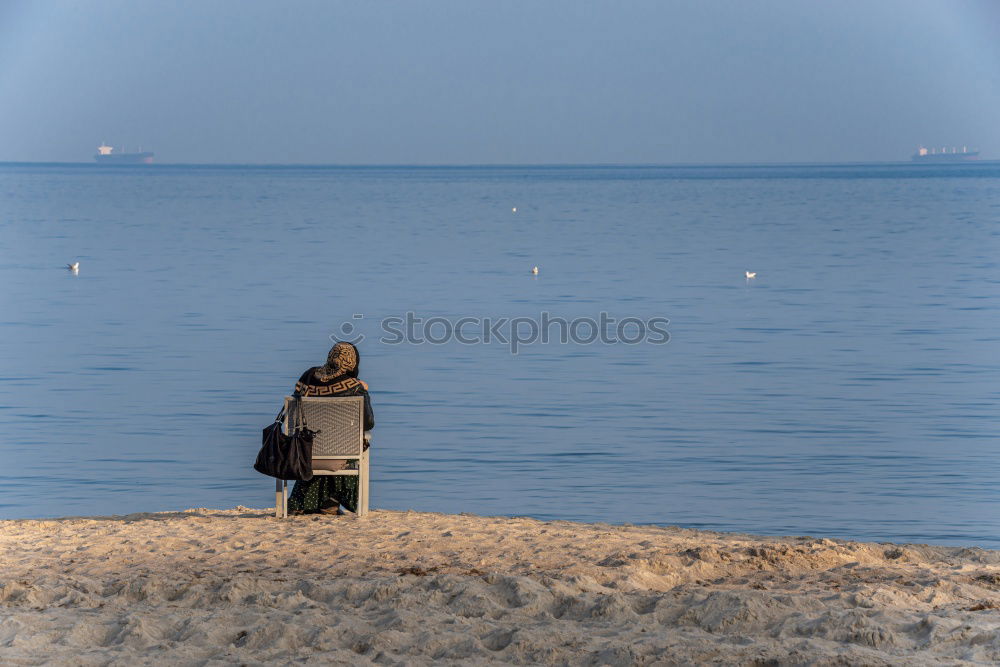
[1,0,998,164]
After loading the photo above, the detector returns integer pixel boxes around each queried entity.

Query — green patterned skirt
[287,475,359,513]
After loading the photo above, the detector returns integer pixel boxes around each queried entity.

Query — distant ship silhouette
[911,146,979,163]
[94,144,154,164]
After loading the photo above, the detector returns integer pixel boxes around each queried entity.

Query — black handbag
[253,399,316,481]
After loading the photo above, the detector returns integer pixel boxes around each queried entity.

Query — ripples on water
[1,163,998,547]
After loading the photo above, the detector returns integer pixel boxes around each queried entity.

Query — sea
[1,162,998,548]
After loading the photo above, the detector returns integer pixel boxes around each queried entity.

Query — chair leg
[282,480,288,518]
[359,450,370,517]
[275,478,283,518]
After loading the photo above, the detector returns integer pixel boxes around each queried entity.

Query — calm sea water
[1,162,998,547]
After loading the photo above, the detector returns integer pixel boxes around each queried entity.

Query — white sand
[1,508,998,665]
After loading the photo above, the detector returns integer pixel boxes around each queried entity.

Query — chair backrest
[284,396,364,458]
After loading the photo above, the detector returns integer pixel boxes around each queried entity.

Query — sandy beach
[1,508,998,665]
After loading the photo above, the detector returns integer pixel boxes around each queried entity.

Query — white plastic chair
[275,395,370,518]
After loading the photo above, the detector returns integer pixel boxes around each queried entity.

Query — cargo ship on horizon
[911,146,979,163]
[94,143,154,164]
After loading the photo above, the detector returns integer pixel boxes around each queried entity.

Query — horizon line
[1,158,997,169]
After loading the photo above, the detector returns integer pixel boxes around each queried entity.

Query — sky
[0,0,998,164]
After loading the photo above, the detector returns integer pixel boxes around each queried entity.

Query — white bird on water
[531,266,539,275]
[512,207,517,213]
[67,262,80,274]
[745,270,756,281]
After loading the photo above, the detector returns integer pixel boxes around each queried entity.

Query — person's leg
[328,476,358,514]
[287,477,334,513]
[318,485,341,514]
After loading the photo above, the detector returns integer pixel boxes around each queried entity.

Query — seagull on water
[531,266,539,275]
[67,262,80,273]
[745,270,756,280]
[512,207,517,213]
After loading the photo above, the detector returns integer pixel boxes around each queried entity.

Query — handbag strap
[290,396,311,432]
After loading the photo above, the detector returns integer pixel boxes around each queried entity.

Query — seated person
[287,341,375,515]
